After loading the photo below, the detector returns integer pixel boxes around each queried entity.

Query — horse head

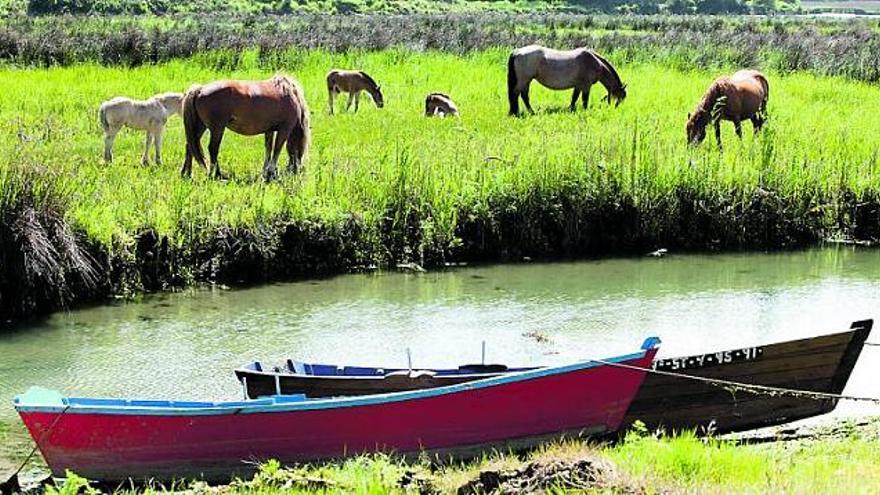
[159,93,184,117]
[605,83,627,107]
[371,85,385,108]
[686,111,708,145]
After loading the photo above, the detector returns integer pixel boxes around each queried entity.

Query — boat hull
[17,347,657,483]
[622,320,872,434]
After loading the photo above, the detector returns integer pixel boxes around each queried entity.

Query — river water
[2,247,880,423]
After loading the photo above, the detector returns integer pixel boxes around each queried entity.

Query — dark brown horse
[180,75,310,181]
[507,45,627,116]
[686,70,769,149]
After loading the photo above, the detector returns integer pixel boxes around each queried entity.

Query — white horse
[425,93,459,118]
[99,92,183,165]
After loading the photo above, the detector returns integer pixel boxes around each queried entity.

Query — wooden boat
[621,319,872,434]
[238,320,873,435]
[235,360,539,399]
[15,338,659,483]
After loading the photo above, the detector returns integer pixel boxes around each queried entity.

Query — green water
[2,247,880,424]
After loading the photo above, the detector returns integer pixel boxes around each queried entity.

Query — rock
[456,455,624,495]
[396,262,427,273]
[398,469,440,494]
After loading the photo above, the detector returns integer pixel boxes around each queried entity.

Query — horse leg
[142,132,153,166]
[262,131,276,180]
[346,93,354,112]
[103,126,119,163]
[733,120,743,140]
[286,122,307,174]
[285,128,301,174]
[207,126,225,179]
[268,127,291,181]
[569,89,581,112]
[328,89,335,115]
[180,125,206,178]
[751,115,764,134]
[714,120,723,150]
[582,85,591,110]
[521,84,535,115]
[154,129,163,165]
[354,92,360,113]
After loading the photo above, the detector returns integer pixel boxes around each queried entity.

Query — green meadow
[3,48,880,242]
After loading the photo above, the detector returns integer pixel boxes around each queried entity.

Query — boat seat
[287,359,307,374]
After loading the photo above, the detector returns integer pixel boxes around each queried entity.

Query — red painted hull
[18,350,655,482]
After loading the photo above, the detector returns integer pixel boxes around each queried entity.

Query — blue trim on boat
[15,338,659,417]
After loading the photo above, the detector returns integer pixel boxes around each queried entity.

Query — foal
[99,92,183,164]
[326,70,384,114]
[425,93,459,117]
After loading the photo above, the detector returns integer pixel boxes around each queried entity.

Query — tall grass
[0,161,102,320]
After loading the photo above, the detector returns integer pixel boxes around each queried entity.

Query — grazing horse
[326,69,384,114]
[686,70,769,149]
[424,93,459,117]
[507,45,627,116]
[99,92,182,165]
[180,76,310,182]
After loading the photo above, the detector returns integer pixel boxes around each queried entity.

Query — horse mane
[589,50,622,89]
[358,71,379,89]
[270,75,299,99]
[690,78,731,124]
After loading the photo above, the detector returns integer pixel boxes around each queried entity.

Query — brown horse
[327,69,384,114]
[686,70,769,149]
[507,45,627,116]
[180,75,310,181]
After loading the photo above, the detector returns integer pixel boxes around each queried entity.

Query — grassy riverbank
[3,15,880,320]
[11,417,877,493]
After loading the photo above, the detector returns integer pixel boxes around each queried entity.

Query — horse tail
[182,85,207,169]
[290,80,311,168]
[507,53,519,116]
[755,73,770,111]
[98,103,110,132]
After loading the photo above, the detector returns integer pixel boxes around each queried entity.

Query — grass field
[4,48,879,239]
[3,45,880,317]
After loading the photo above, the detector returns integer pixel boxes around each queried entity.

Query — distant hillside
[1,0,799,16]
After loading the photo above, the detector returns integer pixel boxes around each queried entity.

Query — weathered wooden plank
[621,320,872,434]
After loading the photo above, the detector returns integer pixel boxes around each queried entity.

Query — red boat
[15,338,659,483]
